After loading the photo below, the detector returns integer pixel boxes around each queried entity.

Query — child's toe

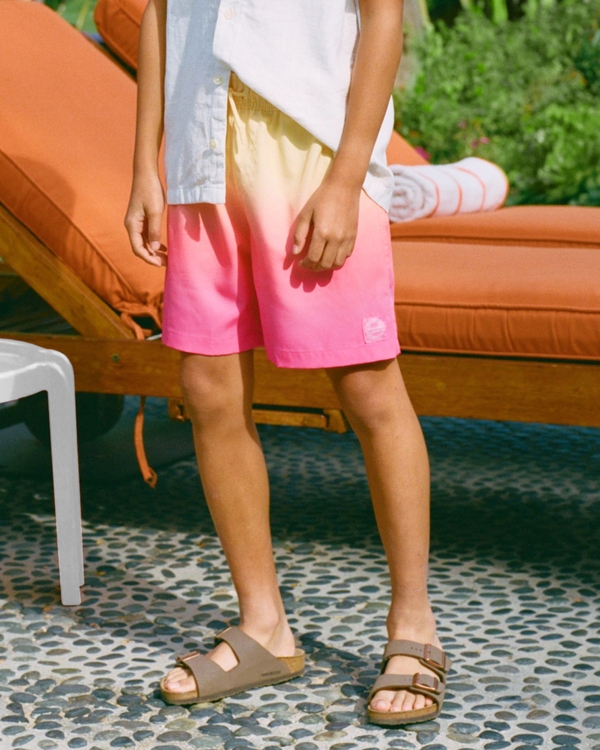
[370,689,393,711]
[413,692,427,710]
[164,666,193,692]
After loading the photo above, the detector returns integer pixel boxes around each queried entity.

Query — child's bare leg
[327,358,439,713]
[164,351,296,693]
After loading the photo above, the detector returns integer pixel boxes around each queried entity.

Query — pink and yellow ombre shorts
[162,74,400,369]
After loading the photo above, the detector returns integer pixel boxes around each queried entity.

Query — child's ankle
[239,611,290,636]
[386,603,436,637]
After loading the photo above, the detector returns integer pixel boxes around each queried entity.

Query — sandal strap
[176,626,291,699]
[367,671,444,708]
[382,640,451,677]
[214,626,292,680]
[176,651,228,697]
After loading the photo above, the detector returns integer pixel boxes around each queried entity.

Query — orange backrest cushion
[0,1,164,326]
[386,130,427,167]
[94,0,147,70]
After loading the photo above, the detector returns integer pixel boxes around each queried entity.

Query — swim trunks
[162,73,400,369]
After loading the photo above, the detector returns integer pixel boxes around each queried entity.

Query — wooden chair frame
[2,201,600,432]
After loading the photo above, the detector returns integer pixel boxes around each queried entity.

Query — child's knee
[179,357,246,426]
[332,364,409,433]
[346,392,399,435]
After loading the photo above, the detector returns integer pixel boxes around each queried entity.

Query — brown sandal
[159,625,305,705]
[367,640,452,726]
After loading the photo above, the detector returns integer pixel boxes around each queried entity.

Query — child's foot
[162,620,297,695]
[369,618,442,714]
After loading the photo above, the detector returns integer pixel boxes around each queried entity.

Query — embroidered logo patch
[363,317,387,343]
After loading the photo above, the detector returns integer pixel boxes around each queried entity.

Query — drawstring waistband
[228,71,277,113]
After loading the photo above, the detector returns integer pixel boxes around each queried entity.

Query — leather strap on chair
[120,312,152,339]
[134,395,157,488]
[123,315,158,487]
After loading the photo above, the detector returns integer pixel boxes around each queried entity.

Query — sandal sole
[368,705,441,726]
[160,653,305,705]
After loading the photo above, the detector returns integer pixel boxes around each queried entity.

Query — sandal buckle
[412,672,438,692]
[423,643,446,671]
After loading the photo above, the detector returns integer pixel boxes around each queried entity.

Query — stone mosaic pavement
[1,403,599,750]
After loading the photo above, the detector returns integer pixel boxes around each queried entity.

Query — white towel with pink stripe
[388,157,509,224]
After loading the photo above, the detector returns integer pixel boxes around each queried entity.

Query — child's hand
[124,172,167,267]
[293,176,361,272]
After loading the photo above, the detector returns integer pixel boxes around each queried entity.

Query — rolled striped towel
[388,157,509,224]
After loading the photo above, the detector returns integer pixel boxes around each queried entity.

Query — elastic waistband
[228,71,277,113]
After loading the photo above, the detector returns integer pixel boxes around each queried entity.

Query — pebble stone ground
[1,404,599,750]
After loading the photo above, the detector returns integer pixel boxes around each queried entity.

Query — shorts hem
[162,329,264,355]
[267,340,401,369]
[162,329,401,368]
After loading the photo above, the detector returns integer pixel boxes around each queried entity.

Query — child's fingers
[299,228,327,269]
[314,239,341,271]
[137,245,165,267]
[125,209,148,258]
[125,206,165,267]
[293,208,312,256]
[332,238,356,269]
[327,246,349,271]
[131,230,164,267]
[146,209,164,255]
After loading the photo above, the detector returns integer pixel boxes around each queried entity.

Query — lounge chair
[1,0,599,484]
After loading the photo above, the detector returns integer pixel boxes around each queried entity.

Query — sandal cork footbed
[159,626,305,706]
[367,640,452,727]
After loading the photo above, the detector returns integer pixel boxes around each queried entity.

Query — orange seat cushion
[394,240,600,360]
[94,0,147,70]
[0,1,164,326]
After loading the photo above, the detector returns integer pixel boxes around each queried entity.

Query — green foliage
[44,0,97,33]
[396,0,600,205]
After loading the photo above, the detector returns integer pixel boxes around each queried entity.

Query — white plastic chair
[0,339,84,605]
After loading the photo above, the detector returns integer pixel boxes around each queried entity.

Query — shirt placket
[208,0,246,198]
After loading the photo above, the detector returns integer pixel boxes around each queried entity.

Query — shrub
[395,0,600,205]
[44,0,97,33]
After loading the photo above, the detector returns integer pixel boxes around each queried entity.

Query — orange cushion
[94,0,147,70]
[394,240,600,360]
[0,1,164,326]
[391,205,600,249]
[386,130,427,167]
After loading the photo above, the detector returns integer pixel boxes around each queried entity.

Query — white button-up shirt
[164,0,395,211]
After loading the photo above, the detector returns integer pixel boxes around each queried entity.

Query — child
[125,0,451,726]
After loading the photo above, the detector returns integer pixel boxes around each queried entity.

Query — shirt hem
[167,186,226,205]
[363,172,393,214]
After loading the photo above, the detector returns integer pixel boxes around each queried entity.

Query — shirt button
[209,139,218,150]
[213,75,223,86]
[223,7,234,19]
